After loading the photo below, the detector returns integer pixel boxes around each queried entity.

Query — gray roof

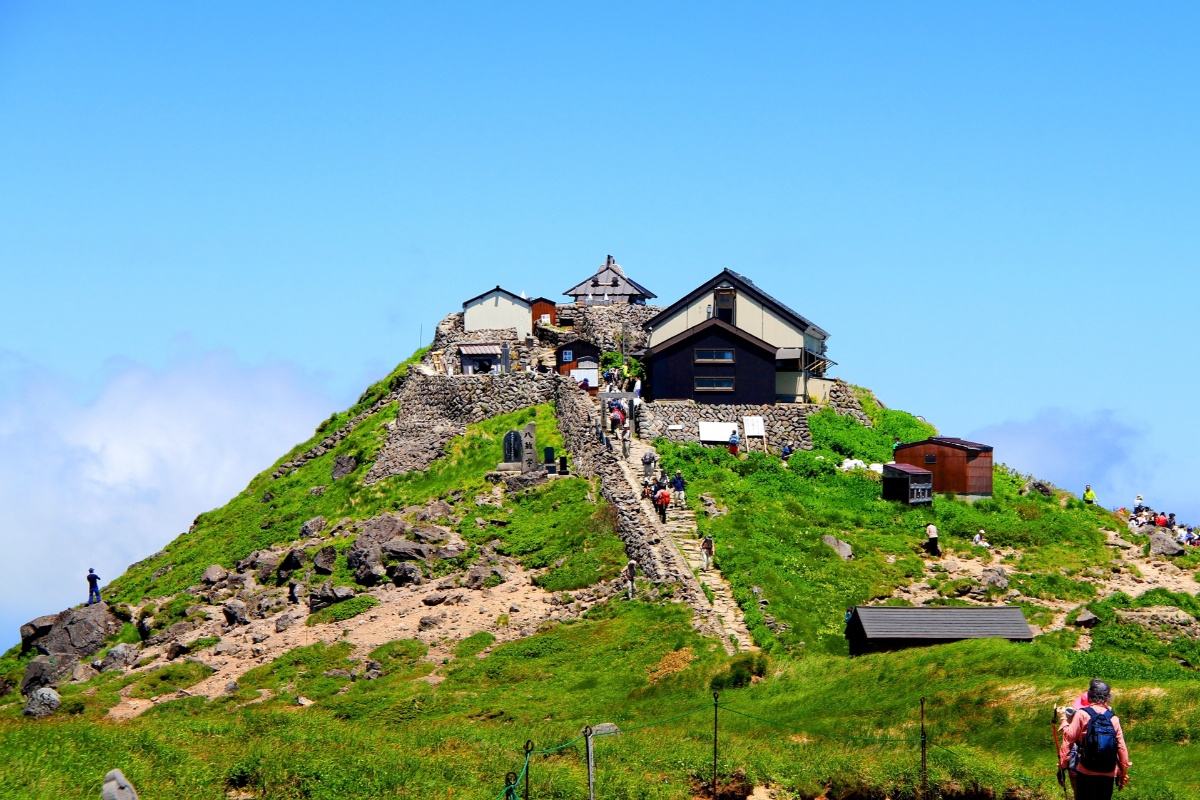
[895,437,993,454]
[882,463,933,477]
[462,286,531,309]
[564,258,656,299]
[853,606,1032,641]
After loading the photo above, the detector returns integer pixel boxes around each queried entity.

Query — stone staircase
[616,431,757,654]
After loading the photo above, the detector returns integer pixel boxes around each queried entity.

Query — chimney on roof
[606,255,614,265]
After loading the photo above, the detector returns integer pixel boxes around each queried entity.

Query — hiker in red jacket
[1059,679,1131,799]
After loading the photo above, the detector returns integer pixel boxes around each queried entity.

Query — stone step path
[616,430,757,654]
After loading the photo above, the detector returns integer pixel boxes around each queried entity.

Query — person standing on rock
[621,425,631,459]
[700,535,715,571]
[671,470,687,508]
[624,560,638,600]
[642,449,657,479]
[86,568,102,605]
[1083,485,1097,504]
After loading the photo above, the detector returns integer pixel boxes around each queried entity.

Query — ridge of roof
[643,268,828,340]
[563,263,657,299]
[894,437,993,453]
[642,316,777,357]
[462,286,532,308]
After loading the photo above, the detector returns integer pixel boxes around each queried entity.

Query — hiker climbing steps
[619,432,756,654]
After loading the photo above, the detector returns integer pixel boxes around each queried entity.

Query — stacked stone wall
[636,402,817,450]
[427,313,532,374]
[826,380,872,426]
[366,373,557,482]
[558,303,661,352]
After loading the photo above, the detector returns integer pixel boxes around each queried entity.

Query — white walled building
[462,286,533,338]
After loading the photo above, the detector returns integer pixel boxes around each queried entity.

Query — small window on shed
[924,454,937,465]
[695,349,735,363]
[695,377,735,391]
[561,349,573,363]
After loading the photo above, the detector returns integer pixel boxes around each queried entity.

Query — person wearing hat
[1134,495,1146,514]
[86,568,102,606]
[973,530,991,549]
[700,535,715,571]
[623,560,637,600]
[671,470,687,508]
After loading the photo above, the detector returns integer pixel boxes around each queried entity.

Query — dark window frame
[694,348,736,364]
[561,349,573,363]
[695,377,736,392]
[924,454,937,464]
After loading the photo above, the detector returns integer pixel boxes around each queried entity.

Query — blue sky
[1,2,1196,644]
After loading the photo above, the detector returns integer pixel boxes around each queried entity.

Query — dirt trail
[107,566,590,720]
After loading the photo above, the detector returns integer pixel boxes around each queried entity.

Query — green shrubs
[306,595,379,626]
[128,662,214,699]
[710,652,768,691]
[455,632,496,660]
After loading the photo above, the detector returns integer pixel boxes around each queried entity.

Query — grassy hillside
[3,356,1199,799]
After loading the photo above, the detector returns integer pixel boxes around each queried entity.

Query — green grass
[305,595,379,626]
[127,661,214,699]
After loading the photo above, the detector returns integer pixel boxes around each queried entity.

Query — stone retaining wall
[636,401,817,450]
[427,313,534,374]
[559,303,661,352]
[366,373,558,482]
[273,393,401,479]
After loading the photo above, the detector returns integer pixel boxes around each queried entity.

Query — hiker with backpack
[654,485,672,523]
[700,535,715,571]
[1059,679,1130,799]
[641,449,657,479]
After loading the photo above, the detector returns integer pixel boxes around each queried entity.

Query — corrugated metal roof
[854,606,1032,640]
[459,344,503,356]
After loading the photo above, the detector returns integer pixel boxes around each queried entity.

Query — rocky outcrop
[19,655,72,695]
[565,303,661,352]
[20,603,121,661]
[822,535,854,561]
[97,642,139,672]
[101,769,140,800]
[331,455,358,481]
[1149,532,1185,557]
[22,687,61,719]
[312,545,336,574]
[981,566,1009,590]
[308,581,356,612]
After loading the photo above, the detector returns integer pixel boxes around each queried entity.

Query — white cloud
[969,408,1199,522]
[0,352,335,649]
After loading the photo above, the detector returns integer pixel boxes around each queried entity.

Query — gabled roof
[643,269,829,340]
[853,606,1032,640]
[462,286,532,309]
[895,437,993,454]
[642,317,777,358]
[563,257,656,299]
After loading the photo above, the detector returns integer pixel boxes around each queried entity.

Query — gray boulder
[822,535,853,561]
[275,614,297,633]
[387,563,423,586]
[165,641,190,660]
[331,454,358,481]
[300,515,327,537]
[20,655,72,695]
[381,539,432,562]
[465,566,492,590]
[22,687,61,719]
[312,545,337,574]
[101,768,139,800]
[22,603,121,660]
[98,643,140,672]
[360,513,411,541]
[1075,608,1101,628]
[412,525,451,544]
[70,663,98,682]
[353,561,387,586]
[1149,532,1185,557]
[201,564,229,584]
[288,581,306,605]
[308,581,355,612]
[418,615,442,631]
[222,599,249,626]
[422,592,448,607]
[981,566,1009,590]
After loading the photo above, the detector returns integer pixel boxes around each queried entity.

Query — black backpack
[1080,707,1118,772]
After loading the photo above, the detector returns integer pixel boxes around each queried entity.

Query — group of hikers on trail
[1128,494,1198,545]
[641,464,687,523]
[1056,679,1131,799]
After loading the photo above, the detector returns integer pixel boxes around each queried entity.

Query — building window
[561,350,573,363]
[695,377,735,391]
[695,349,735,363]
[924,454,937,464]
[715,289,735,323]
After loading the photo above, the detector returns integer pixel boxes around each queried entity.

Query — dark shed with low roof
[882,462,934,504]
[846,606,1033,656]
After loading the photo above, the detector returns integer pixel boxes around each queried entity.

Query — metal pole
[504,772,518,800]
[524,740,533,800]
[713,691,720,800]
[585,726,595,800]
[920,696,928,800]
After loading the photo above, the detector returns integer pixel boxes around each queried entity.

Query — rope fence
[478,694,1199,800]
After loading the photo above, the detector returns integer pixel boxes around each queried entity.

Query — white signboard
[742,416,766,438]
[698,421,739,444]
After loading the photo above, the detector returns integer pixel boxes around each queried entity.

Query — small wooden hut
[893,437,994,498]
[846,606,1033,656]
[881,463,934,505]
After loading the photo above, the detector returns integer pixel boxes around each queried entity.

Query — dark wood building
[531,297,558,327]
[564,255,656,305]
[641,318,777,405]
[881,463,934,504]
[555,340,601,377]
[894,437,994,497]
[846,606,1033,656]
